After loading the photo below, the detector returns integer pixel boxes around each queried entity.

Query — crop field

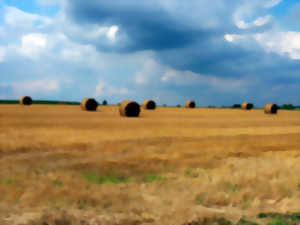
[0,105,300,225]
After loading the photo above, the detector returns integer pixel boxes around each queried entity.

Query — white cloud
[12,80,60,95]
[95,81,129,97]
[19,33,48,59]
[254,15,272,26]
[60,49,82,60]
[264,0,282,8]
[106,25,119,42]
[224,34,243,42]
[232,0,277,30]
[235,15,272,29]
[225,31,300,60]
[0,47,6,62]
[254,31,300,59]
[134,58,164,84]
[54,34,109,70]
[82,25,109,40]
[161,69,248,91]
[134,55,248,92]
[56,13,120,43]
[59,42,100,64]
[4,6,53,29]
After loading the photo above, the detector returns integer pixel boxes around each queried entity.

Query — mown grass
[1,105,300,224]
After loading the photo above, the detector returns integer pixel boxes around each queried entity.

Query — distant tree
[280,104,295,110]
[102,100,107,105]
[176,104,181,108]
[117,103,121,106]
[232,104,241,108]
[208,105,216,108]
[163,104,167,107]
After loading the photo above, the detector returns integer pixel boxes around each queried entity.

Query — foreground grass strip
[236,219,258,225]
[267,216,287,225]
[183,213,300,225]
[258,212,300,225]
[183,217,257,225]
[13,213,300,225]
[81,172,129,184]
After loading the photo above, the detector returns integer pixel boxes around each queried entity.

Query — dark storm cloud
[60,0,293,75]
[63,0,241,52]
[156,34,300,80]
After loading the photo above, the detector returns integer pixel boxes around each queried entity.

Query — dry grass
[0,105,300,225]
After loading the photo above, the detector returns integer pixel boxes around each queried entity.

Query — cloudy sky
[0,0,299,106]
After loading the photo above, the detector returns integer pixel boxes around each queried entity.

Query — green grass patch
[103,201,113,209]
[257,213,268,218]
[298,182,300,191]
[257,212,300,225]
[267,216,287,225]
[81,172,129,184]
[76,198,99,210]
[185,169,199,178]
[51,199,65,211]
[222,182,240,193]
[195,194,203,205]
[293,212,300,220]
[0,178,13,185]
[77,199,88,210]
[52,179,63,187]
[144,173,167,183]
[236,219,258,225]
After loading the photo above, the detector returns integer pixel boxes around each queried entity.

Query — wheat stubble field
[0,104,300,225]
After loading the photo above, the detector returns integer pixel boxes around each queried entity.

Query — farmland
[0,104,300,225]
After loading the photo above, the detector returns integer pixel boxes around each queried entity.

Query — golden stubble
[0,105,300,224]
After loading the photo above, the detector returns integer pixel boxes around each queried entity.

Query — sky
[0,0,299,106]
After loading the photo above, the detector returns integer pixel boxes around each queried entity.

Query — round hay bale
[20,96,32,106]
[143,99,156,110]
[81,98,98,111]
[185,100,196,108]
[242,102,254,110]
[264,103,278,114]
[119,100,140,117]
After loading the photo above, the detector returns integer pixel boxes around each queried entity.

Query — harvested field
[0,105,300,225]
